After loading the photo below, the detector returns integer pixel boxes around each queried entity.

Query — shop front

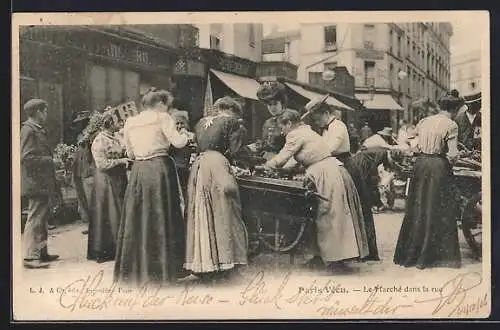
[19,26,179,147]
[355,92,404,133]
[195,49,269,142]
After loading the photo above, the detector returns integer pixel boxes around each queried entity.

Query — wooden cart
[236,175,318,263]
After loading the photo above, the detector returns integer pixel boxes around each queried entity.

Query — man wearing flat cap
[20,98,61,268]
[454,92,481,151]
[255,82,288,159]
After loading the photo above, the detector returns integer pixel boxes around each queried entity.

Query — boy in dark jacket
[21,99,61,268]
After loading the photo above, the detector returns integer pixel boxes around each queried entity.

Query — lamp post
[397,69,408,123]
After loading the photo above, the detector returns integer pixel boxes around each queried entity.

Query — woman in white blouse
[113,88,194,286]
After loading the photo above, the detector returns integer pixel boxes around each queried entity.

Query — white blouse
[123,109,189,160]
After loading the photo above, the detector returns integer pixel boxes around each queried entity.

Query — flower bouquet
[53,143,77,187]
[77,110,106,146]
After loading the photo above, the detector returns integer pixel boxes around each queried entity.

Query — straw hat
[377,127,393,137]
[300,94,329,120]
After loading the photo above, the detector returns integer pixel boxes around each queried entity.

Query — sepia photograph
[11,11,490,320]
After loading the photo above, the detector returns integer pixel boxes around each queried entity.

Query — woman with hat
[302,96,380,260]
[454,92,481,151]
[184,96,248,282]
[260,109,369,272]
[169,110,195,198]
[393,91,462,269]
[363,127,397,149]
[255,82,288,159]
[301,95,351,164]
[89,111,129,263]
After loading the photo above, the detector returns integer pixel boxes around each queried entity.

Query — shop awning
[356,94,404,111]
[210,69,261,100]
[285,82,354,111]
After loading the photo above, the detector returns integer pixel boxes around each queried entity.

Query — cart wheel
[461,193,482,261]
[247,235,262,260]
[259,221,309,253]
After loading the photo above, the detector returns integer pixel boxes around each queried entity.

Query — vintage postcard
[11,11,490,320]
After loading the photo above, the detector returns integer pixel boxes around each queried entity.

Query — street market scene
[13,14,488,320]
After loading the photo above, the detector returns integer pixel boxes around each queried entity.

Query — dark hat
[73,111,91,123]
[437,92,463,112]
[300,94,329,120]
[23,98,47,113]
[256,82,286,103]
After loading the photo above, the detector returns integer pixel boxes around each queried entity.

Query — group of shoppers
[20,82,479,279]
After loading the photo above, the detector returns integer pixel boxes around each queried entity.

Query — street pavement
[13,199,487,320]
[18,200,482,283]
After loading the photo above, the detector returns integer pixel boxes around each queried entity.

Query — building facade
[262,22,453,128]
[450,50,481,97]
[196,23,263,62]
[262,27,301,66]
[19,25,201,148]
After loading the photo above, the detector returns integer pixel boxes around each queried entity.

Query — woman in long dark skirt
[114,88,194,286]
[89,115,128,263]
[393,92,462,269]
[349,147,396,261]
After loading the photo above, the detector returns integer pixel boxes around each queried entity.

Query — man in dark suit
[454,93,481,151]
[21,99,61,268]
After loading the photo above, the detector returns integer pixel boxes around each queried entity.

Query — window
[389,63,394,89]
[210,34,221,50]
[364,61,376,87]
[324,25,337,51]
[324,62,337,71]
[363,24,376,50]
[397,35,402,57]
[389,29,393,53]
[249,24,255,48]
[89,65,140,111]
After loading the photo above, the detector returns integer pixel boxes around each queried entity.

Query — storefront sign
[355,49,385,60]
[257,62,298,80]
[200,49,256,78]
[21,27,173,69]
[106,101,139,125]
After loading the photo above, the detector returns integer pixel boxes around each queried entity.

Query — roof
[263,29,301,40]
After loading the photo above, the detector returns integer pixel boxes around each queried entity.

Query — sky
[263,21,481,58]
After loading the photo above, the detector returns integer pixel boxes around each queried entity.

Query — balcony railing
[324,42,337,52]
[364,77,375,87]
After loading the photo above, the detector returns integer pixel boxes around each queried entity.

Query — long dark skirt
[114,156,186,286]
[342,154,380,261]
[88,166,127,261]
[393,154,461,269]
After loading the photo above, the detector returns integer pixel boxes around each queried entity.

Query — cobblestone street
[18,200,482,284]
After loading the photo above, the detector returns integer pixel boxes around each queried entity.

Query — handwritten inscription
[43,269,489,317]
[57,270,220,312]
[414,272,487,317]
[317,292,414,316]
